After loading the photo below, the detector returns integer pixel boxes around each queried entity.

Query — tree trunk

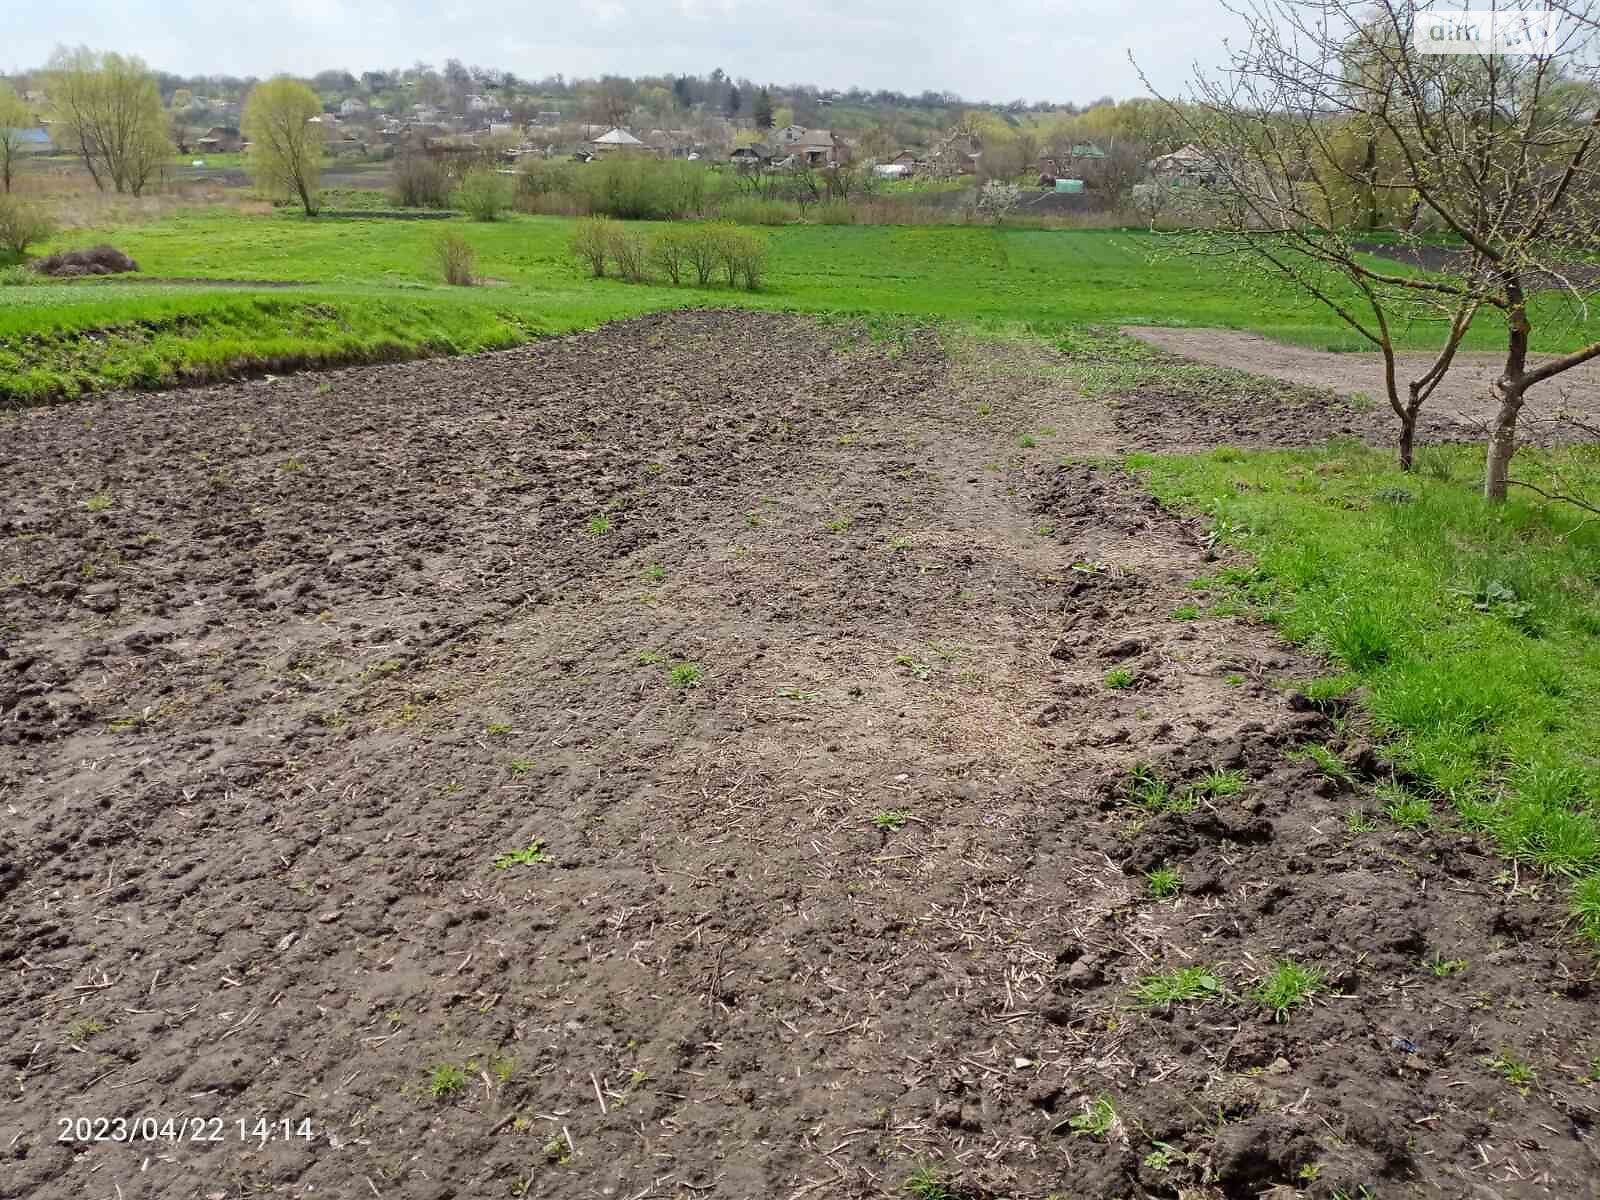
[1486,298,1531,503]
[1361,136,1379,230]
[1398,409,1416,471]
[1484,381,1525,502]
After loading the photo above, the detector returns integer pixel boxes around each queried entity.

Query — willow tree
[0,82,31,193]
[47,47,171,196]
[1152,0,1600,497]
[243,78,325,216]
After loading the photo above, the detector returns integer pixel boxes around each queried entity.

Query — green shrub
[570,216,614,277]
[0,196,56,259]
[389,155,452,208]
[583,158,709,220]
[610,225,651,283]
[684,223,721,285]
[714,226,767,291]
[649,225,693,285]
[434,232,475,286]
[717,196,794,226]
[454,167,511,221]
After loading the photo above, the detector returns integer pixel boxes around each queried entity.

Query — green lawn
[4,206,1595,404]
[1135,439,1600,944]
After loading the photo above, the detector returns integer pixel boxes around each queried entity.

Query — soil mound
[32,244,140,277]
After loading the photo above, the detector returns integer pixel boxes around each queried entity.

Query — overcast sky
[1,0,1248,104]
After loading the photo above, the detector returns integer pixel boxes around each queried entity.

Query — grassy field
[4,205,1597,404]
[1134,438,1600,942]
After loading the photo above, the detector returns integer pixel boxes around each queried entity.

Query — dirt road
[1127,325,1600,438]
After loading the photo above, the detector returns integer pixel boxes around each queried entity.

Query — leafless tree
[1151,0,1600,494]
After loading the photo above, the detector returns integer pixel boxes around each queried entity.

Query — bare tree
[1153,0,1600,494]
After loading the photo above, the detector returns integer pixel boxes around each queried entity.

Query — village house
[729,143,772,166]
[194,125,243,153]
[1148,143,1219,185]
[339,98,367,117]
[590,127,646,154]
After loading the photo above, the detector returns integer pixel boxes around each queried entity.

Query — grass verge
[1132,439,1600,945]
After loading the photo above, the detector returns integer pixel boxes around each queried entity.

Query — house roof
[1154,143,1210,165]
[592,127,643,145]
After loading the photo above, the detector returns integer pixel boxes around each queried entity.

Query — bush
[584,158,716,220]
[570,216,614,277]
[0,196,56,259]
[434,232,475,286]
[517,159,576,200]
[649,225,693,286]
[680,224,716,286]
[715,226,767,290]
[610,226,651,283]
[390,155,452,208]
[455,167,511,221]
[718,196,795,226]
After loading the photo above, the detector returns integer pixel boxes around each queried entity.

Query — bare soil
[1125,325,1600,441]
[4,313,1597,1200]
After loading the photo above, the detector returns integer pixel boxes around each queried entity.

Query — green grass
[1130,965,1222,1007]
[1253,959,1326,1021]
[1145,865,1183,898]
[1135,440,1600,945]
[5,207,1594,404]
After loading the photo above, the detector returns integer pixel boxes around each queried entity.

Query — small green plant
[66,1017,106,1044]
[1427,954,1468,978]
[1224,672,1245,687]
[824,514,851,532]
[1145,866,1182,899]
[586,513,612,536]
[1486,1051,1535,1093]
[873,809,912,832]
[902,1165,952,1200]
[1131,965,1222,1008]
[84,493,113,512]
[494,840,552,869]
[1379,783,1433,830]
[1253,959,1325,1021]
[1199,768,1245,797]
[1019,433,1037,448]
[1346,807,1380,833]
[894,654,933,680]
[1126,764,1196,814]
[669,663,703,689]
[1143,1142,1182,1173]
[1294,743,1355,786]
[1104,667,1135,690]
[637,650,667,665]
[1067,1094,1119,1139]
[428,1063,469,1099]
[643,563,665,582]
[1171,604,1201,620]
[486,721,512,736]
[1573,874,1600,946]
[507,758,535,777]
